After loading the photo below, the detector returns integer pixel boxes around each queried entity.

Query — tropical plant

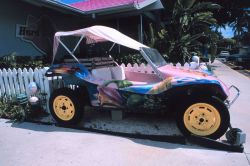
[156,0,221,64]
[207,0,250,46]
[205,0,250,26]
[229,10,250,45]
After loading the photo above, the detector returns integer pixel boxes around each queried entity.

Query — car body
[220,51,230,57]
[217,51,230,62]
[237,55,250,65]
[46,26,239,139]
[226,52,250,67]
[226,53,238,62]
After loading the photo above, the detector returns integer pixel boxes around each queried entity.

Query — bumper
[225,85,240,108]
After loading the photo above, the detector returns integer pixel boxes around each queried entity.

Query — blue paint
[172,78,221,87]
[57,0,88,4]
[75,63,90,78]
[122,84,156,94]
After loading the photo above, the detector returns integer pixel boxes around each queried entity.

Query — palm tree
[229,10,250,45]
[156,0,220,64]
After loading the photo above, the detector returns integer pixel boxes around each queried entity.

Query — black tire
[176,97,230,140]
[49,88,84,125]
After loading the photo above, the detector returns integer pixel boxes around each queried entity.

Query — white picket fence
[0,67,64,112]
[0,62,199,112]
[121,62,192,73]
[0,68,47,97]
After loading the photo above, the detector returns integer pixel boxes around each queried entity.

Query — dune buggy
[46,26,240,140]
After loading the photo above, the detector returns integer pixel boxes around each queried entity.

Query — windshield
[141,48,167,68]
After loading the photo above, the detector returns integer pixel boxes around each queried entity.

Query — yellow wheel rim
[53,95,75,121]
[183,103,221,136]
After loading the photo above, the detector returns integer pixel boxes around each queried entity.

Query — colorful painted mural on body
[45,62,225,111]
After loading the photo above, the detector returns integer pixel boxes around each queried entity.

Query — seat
[91,67,112,81]
[110,66,126,80]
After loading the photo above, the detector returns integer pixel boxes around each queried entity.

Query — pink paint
[125,71,161,83]
[158,65,230,96]
[71,0,145,11]
[158,65,209,79]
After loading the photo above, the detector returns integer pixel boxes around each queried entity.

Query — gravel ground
[36,109,182,136]
[82,110,182,136]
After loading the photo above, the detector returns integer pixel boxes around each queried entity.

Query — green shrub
[0,96,30,122]
[0,52,49,69]
[113,53,146,65]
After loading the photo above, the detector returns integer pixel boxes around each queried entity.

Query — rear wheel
[49,88,84,125]
[176,97,230,139]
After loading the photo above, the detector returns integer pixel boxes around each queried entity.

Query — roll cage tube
[53,35,117,65]
[140,47,166,80]
[52,36,85,65]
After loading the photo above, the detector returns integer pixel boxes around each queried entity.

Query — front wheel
[176,98,230,140]
[49,88,84,125]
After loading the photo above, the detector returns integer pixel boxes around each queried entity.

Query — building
[0,0,164,58]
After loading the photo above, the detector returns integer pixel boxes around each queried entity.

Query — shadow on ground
[5,115,209,152]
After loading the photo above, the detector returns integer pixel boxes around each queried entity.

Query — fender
[164,83,228,103]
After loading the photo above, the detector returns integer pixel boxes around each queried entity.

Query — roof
[53,0,164,15]
[61,0,150,11]
[21,0,164,17]
[53,25,148,58]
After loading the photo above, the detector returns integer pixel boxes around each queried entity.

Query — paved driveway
[212,60,250,164]
[0,60,250,166]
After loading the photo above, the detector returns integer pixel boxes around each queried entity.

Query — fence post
[145,64,153,74]
[0,69,5,96]
[38,69,45,94]
[127,63,132,71]
[12,68,20,95]
[34,68,40,87]
[7,68,15,97]
[2,69,10,96]
[176,63,181,68]
[17,68,25,94]
[28,68,34,83]
[121,63,126,71]
[42,67,50,112]
[140,63,146,73]
[23,68,30,96]
[184,62,190,69]
[133,63,139,72]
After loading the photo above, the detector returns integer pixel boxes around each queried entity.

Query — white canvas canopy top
[53,25,148,62]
